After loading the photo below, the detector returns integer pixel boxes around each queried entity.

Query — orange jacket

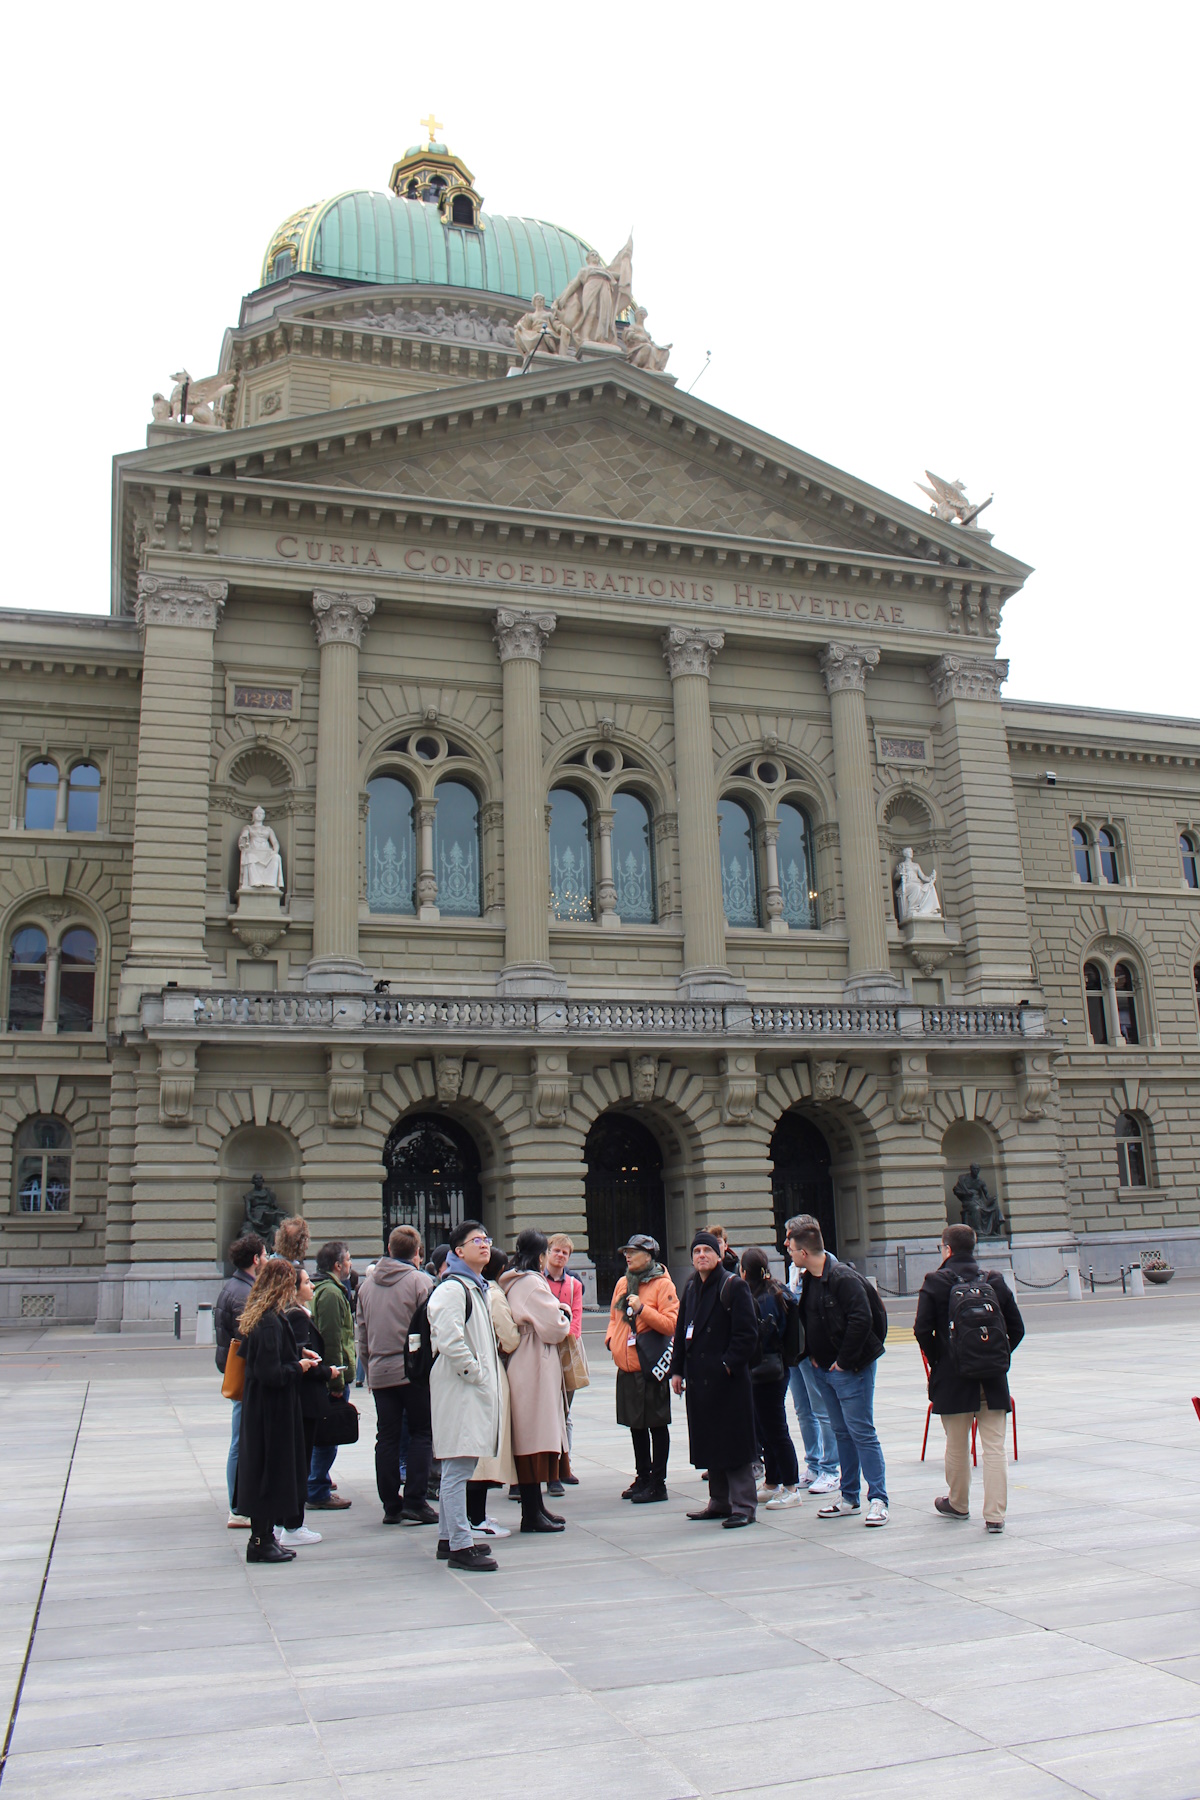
[605,1271,680,1373]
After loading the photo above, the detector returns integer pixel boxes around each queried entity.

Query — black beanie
[691,1231,724,1255]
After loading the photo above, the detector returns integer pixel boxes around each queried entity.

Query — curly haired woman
[235,1258,325,1563]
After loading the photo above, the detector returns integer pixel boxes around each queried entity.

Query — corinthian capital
[135,573,227,635]
[818,642,880,695]
[928,654,1008,705]
[493,608,556,664]
[312,590,376,648]
[662,627,725,680]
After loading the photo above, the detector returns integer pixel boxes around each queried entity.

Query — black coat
[214,1267,253,1372]
[284,1307,335,1422]
[234,1309,309,1523]
[914,1256,1025,1415]
[799,1256,885,1373]
[670,1268,759,1470]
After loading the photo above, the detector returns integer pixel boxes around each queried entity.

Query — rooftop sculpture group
[151,369,235,429]
[916,471,994,529]
[514,236,671,372]
[350,304,519,346]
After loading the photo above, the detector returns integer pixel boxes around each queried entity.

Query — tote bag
[559,1332,590,1393]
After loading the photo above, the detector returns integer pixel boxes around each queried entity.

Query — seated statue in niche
[241,1172,287,1243]
[238,806,284,893]
[893,845,942,922]
[953,1163,1006,1238]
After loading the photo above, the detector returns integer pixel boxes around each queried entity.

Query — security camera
[1045,771,1056,786]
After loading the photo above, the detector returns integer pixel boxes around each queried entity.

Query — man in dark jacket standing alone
[215,1232,265,1527]
[915,1222,1025,1533]
[790,1219,889,1526]
[670,1231,760,1527]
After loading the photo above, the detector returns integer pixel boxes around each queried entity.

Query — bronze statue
[953,1163,1005,1238]
[241,1172,286,1243]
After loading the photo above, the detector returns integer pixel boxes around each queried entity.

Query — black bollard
[173,1301,182,1340]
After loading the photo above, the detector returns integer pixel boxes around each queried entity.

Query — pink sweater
[545,1270,583,1338]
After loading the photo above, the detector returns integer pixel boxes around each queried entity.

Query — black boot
[632,1478,668,1504]
[622,1474,651,1500]
[247,1534,295,1564]
[520,1483,565,1532]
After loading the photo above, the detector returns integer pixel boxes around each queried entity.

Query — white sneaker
[756,1482,782,1504]
[473,1519,512,1539]
[796,1471,817,1490]
[817,1497,860,1518]
[227,1511,251,1529]
[278,1525,322,1546]
[865,1499,889,1527]
[765,1485,803,1510]
[809,1472,841,1495]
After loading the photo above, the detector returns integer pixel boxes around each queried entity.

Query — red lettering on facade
[875,605,889,621]
[541,567,556,583]
[432,554,450,573]
[275,535,298,558]
[670,580,686,600]
[365,548,381,567]
[306,542,322,561]
[701,584,714,603]
[497,561,515,580]
[330,546,344,564]
[648,578,666,597]
[602,574,618,592]
[584,572,598,590]
[891,606,904,623]
[456,557,472,576]
[521,564,534,582]
[855,602,869,620]
[405,549,427,570]
[734,583,752,605]
[476,559,491,578]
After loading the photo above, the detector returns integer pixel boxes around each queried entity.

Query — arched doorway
[382,1113,482,1255]
[770,1112,836,1255]
[585,1113,666,1304]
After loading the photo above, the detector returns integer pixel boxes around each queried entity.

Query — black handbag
[314,1398,359,1447]
[635,1329,674,1383]
[750,1352,785,1386]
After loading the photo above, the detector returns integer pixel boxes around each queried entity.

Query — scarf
[622,1260,664,1302]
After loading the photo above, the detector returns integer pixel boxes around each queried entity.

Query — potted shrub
[1140,1249,1175,1286]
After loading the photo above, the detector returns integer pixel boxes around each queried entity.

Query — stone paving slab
[0,1315,1198,1799]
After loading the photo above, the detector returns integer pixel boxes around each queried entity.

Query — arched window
[1071,825,1094,882]
[1113,962,1140,1044]
[24,762,60,831]
[450,193,476,226]
[366,776,416,914]
[1084,961,1108,1044]
[272,250,294,280]
[1181,833,1199,889]
[549,788,593,922]
[719,798,759,926]
[66,763,101,833]
[1115,1113,1147,1188]
[14,1117,72,1213]
[611,791,655,923]
[1194,963,1200,1025]
[777,801,818,930]
[433,780,481,918]
[57,928,97,1031]
[1097,826,1121,884]
[8,928,47,1032]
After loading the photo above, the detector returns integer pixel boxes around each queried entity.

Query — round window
[755,759,781,786]
[414,736,443,762]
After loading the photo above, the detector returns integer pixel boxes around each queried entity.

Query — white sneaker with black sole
[817,1497,860,1518]
[864,1499,889,1527]
[473,1519,512,1539]
[809,1472,841,1495]
[765,1485,803,1510]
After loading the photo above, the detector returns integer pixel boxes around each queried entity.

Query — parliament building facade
[2,138,1198,1327]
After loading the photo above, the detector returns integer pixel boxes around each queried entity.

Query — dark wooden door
[769,1113,836,1255]
[584,1113,666,1304]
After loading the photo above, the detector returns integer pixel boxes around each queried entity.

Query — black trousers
[373,1382,433,1511]
[752,1374,799,1487]
[630,1425,670,1481]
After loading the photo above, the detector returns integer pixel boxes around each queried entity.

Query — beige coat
[498,1268,570,1458]
[427,1273,501,1460]
[472,1281,520,1487]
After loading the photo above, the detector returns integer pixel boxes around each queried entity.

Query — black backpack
[840,1264,888,1345]
[404,1277,473,1385]
[947,1275,1011,1379]
[780,1288,805,1367]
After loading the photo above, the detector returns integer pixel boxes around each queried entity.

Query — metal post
[896,1245,907,1296]
[173,1301,182,1340]
[1120,1268,1127,1294]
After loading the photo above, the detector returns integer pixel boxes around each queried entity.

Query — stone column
[41,943,61,1032]
[663,627,743,999]
[119,575,228,1018]
[308,590,375,990]
[929,655,1035,999]
[818,642,894,996]
[761,820,786,934]
[494,609,563,996]
[595,808,619,927]
[414,798,438,921]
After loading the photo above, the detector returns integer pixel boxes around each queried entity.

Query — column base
[496,962,568,998]
[843,971,907,1003]
[305,956,375,992]
[676,967,747,1002]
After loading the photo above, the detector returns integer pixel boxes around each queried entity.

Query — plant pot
[1142,1267,1174,1285]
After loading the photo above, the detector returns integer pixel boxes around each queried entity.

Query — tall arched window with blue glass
[549,788,594,921]
[719,798,759,926]
[366,775,416,914]
[433,780,481,916]
[610,791,656,923]
[777,801,819,929]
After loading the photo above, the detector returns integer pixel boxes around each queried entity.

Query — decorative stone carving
[818,642,880,695]
[953,1164,1005,1238]
[719,1051,757,1125]
[347,302,517,346]
[532,1050,569,1128]
[893,847,942,923]
[513,293,559,360]
[891,1052,930,1123]
[662,627,725,680]
[631,1053,658,1105]
[902,924,951,976]
[326,1048,364,1127]
[436,1053,463,1105]
[135,573,227,634]
[1014,1051,1054,1120]
[312,590,375,648]
[915,471,993,528]
[153,369,235,428]
[811,1058,839,1104]
[158,1044,197,1126]
[241,1173,287,1241]
[623,306,671,372]
[554,238,633,351]
[493,608,556,663]
[230,890,288,957]
[928,655,1008,705]
[238,807,284,893]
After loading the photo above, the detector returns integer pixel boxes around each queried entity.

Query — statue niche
[241,1172,288,1243]
[953,1163,1006,1239]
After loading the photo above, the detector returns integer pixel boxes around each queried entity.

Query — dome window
[272,249,295,281]
[451,192,477,227]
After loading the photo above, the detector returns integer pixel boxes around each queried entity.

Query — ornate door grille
[381,1113,482,1254]
[770,1113,837,1255]
[584,1113,666,1304]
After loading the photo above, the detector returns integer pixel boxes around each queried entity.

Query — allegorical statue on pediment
[238,806,284,893]
[623,305,671,372]
[915,471,994,529]
[150,369,236,429]
[893,846,942,923]
[514,293,559,360]
[554,236,633,351]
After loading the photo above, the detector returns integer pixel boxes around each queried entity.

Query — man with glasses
[428,1219,504,1570]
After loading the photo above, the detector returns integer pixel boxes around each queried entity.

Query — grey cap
[618,1234,660,1257]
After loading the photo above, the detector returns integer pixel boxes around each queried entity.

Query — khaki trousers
[942,1399,1007,1524]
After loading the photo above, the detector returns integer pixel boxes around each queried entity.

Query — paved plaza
[2,1293,1200,1800]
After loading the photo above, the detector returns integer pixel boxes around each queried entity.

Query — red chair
[919,1346,1018,1463]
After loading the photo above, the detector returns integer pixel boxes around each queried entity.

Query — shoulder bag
[314,1397,360,1447]
[559,1331,590,1392]
[220,1337,245,1401]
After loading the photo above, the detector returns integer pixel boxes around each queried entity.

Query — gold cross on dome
[420,112,444,144]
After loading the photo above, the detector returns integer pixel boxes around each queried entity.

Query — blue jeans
[309,1441,338,1503]
[787,1363,839,1478]
[809,1361,887,1504]
[227,1399,241,1508]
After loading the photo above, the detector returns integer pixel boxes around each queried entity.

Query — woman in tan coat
[498,1229,572,1533]
[466,1249,520,1541]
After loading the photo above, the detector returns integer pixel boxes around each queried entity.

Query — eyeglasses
[467,1235,491,1248]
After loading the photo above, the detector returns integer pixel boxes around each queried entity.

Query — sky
[3,1,1196,717]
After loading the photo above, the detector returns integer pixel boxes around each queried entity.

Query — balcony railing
[148,990,1045,1042]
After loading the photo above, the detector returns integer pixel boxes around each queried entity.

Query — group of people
[214,1205,1024,1568]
